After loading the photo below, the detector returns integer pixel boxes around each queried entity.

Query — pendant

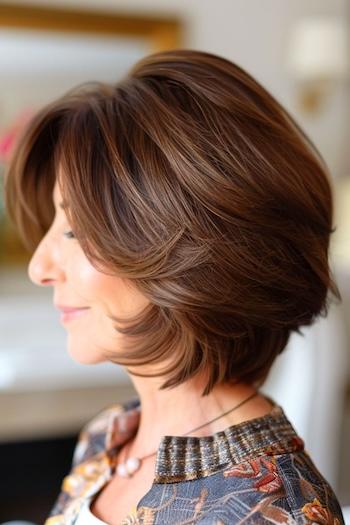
[116,457,141,478]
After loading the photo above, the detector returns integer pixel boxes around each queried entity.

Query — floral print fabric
[44,396,345,524]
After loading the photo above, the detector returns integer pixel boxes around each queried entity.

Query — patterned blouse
[44,395,345,524]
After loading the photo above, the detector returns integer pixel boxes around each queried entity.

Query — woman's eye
[63,230,76,239]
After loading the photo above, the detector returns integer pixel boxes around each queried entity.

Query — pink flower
[0,109,33,164]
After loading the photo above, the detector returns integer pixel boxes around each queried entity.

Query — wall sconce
[287,17,349,114]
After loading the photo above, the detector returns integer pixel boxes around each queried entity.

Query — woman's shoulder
[271,449,345,524]
[205,449,345,524]
[137,449,344,524]
[71,396,140,467]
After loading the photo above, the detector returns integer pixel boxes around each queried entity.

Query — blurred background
[0,0,349,522]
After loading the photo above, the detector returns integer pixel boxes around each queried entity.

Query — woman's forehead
[52,179,67,210]
[52,180,62,202]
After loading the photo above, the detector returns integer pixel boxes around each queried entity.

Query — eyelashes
[63,230,76,239]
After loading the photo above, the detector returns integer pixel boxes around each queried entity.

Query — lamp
[287,17,349,113]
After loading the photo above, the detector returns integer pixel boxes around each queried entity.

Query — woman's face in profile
[28,179,150,365]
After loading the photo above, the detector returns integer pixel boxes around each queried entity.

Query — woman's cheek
[68,248,150,317]
[68,251,107,303]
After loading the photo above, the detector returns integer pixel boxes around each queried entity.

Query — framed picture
[0,2,182,265]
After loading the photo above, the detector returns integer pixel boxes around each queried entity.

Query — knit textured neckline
[105,395,304,483]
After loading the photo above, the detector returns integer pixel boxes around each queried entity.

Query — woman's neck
[124,368,273,458]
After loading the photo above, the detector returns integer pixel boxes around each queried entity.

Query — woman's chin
[66,340,106,365]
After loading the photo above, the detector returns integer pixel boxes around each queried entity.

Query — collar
[104,394,304,483]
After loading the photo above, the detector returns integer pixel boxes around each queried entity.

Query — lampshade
[287,17,349,80]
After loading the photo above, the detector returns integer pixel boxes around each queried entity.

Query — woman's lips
[56,306,90,324]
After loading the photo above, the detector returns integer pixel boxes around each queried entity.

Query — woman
[4,49,345,524]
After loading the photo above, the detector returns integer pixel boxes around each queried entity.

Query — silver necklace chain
[114,390,259,478]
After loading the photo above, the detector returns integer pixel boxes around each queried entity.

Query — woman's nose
[28,236,65,286]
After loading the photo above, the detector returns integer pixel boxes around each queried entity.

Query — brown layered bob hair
[4,49,341,395]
